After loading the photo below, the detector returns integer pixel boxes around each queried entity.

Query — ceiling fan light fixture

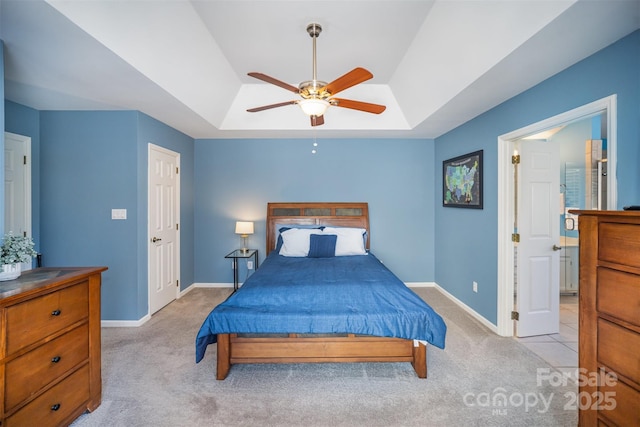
[246,22,385,125]
[299,98,329,117]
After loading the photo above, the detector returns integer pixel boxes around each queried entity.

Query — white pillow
[322,227,367,256]
[279,228,323,257]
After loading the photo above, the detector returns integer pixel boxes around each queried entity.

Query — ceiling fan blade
[247,100,297,112]
[331,98,386,114]
[310,115,325,126]
[248,72,299,94]
[323,67,373,96]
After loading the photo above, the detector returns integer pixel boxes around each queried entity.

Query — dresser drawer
[598,376,640,427]
[597,319,640,384]
[599,222,640,268]
[597,267,640,327]
[5,282,89,354]
[4,323,89,411]
[4,364,90,427]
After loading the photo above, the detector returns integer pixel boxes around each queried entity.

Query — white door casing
[4,132,33,271]
[496,95,617,336]
[148,144,180,314]
[516,140,560,337]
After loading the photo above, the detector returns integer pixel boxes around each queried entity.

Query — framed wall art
[443,150,483,209]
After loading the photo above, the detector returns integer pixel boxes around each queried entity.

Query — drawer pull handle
[51,310,61,316]
[51,356,61,363]
[51,403,61,411]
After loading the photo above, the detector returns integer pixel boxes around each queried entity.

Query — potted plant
[0,233,37,281]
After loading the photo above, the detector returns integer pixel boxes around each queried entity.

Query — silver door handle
[552,245,562,251]
[152,237,162,243]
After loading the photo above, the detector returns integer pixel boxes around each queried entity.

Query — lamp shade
[235,221,254,235]
[299,98,329,116]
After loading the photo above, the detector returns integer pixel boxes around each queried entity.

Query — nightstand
[225,249,259,291]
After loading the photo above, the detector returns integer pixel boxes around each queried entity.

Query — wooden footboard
[216,333,427,380]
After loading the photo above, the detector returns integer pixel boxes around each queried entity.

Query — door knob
[152,237,162,243]
[552,245,562,251]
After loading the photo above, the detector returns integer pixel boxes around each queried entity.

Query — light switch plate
[111,209,127,220]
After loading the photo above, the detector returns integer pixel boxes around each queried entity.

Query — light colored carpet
[72,287,578,427]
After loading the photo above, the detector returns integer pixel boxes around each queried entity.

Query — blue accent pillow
[308,234,337,258]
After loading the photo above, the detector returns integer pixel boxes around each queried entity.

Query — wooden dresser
[573,211,640,426]
[0,267,107,427]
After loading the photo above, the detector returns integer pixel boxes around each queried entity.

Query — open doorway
[513,115,605,335]
[495,95,618,337]
[557,116,608,295]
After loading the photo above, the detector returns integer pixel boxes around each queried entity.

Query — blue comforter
[195,252,446,363]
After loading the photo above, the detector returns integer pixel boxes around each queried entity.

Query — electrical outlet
[231,260,235,269]
[247,261,254,270]
[473,281,478,293]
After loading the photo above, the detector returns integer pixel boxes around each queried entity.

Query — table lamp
[235,221,254,253]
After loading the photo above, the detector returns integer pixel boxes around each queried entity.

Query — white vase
[0,264,21,281]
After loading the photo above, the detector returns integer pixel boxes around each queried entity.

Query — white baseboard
[193,282,234,288]
[181,282,235,296]
[179,283,196,297]
[102,315,150,328]
[432,282,498,334]
[406,281,436,288]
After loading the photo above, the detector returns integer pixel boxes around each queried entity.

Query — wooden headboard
[266,202,370,255]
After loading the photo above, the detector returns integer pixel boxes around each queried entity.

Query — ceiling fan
[246,23,386,126]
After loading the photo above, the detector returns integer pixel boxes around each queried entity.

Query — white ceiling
[1,0,639,139]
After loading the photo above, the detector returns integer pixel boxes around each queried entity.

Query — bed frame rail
[216,333,427,380]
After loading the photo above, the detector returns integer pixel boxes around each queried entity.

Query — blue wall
[40,111,139,320]
[193,138,435,284]
[28,110,193,320]
[434,30,640,325]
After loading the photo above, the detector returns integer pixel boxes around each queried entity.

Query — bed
[195,202,446,379]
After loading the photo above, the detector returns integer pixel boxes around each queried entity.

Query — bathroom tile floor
[516,295,579,374]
